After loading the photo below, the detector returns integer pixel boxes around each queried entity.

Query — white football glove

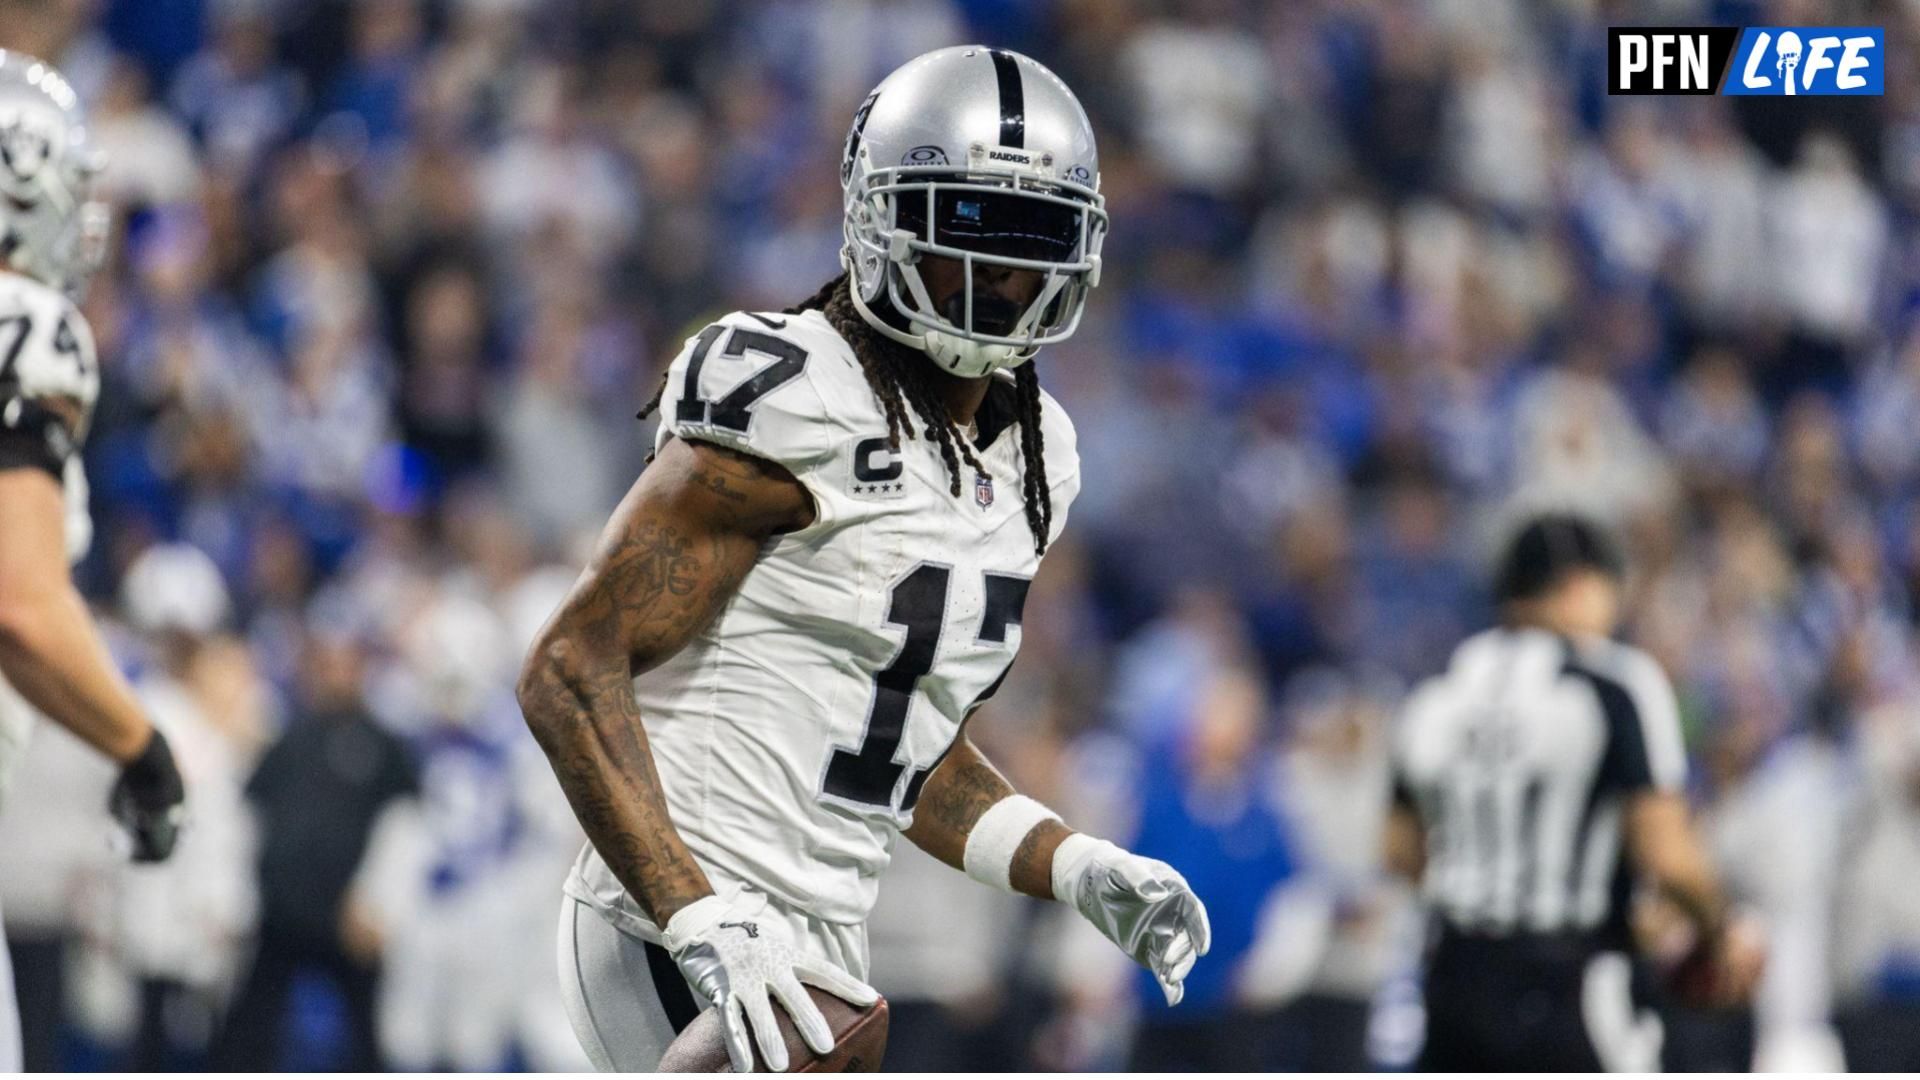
[663,889,879,1072]
[1054,836,1212,1005]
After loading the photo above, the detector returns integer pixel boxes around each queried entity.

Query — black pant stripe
[644,941,703,1034]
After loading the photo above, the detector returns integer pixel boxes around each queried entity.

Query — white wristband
[961,795,1060,892]
[660,895,728,953]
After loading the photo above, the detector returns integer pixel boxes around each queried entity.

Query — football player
[521,47,1211,1072]
[0,52,188,1071]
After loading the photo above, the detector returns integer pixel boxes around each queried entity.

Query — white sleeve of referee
[1618,651,1688,791]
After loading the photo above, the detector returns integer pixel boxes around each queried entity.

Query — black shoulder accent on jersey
[1562,651,1653,921]
[0,399,70,479]
[1563,656,1655,794]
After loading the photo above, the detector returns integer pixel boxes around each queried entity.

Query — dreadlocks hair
[638,272,1054,554]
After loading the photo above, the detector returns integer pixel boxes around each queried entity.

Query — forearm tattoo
[520,441,805,925]
[924,751,1014,838]
[906,737,1073,899]
[1010,817,1072,899]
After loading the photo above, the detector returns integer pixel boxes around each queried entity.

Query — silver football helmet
[841,46,1106,377]
[0,51,108,298]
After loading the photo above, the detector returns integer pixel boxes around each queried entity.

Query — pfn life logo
[1726,28,1882,95]
[1609,27,1883,95]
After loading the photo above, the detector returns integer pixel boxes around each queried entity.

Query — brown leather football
[657,987,888,1072]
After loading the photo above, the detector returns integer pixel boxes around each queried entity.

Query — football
[1663,939,1722,1007]
[656,988,889,1072]
[1662,916,1767,1009]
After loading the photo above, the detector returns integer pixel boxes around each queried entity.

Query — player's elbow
[0,605,31,666]
[515,630,570,731]
[0,572,64,657]
[0,591,58,673]
[516,622,605,744]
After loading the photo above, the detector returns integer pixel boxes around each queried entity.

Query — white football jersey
[566,308,1080,930]
[0,270,100,810]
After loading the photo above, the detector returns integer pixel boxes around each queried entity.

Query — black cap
[1493,512,1625,603]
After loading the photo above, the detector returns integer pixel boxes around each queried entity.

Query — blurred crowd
[4,0,1920,1071]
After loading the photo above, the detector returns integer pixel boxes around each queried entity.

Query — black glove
[109,728,186,862]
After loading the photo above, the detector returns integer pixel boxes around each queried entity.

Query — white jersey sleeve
[653,311,841,530]
[0,271,98,563]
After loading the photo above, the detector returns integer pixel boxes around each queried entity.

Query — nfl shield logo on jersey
[973,471,994,510]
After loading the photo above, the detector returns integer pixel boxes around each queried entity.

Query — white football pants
[555,892,868,1071]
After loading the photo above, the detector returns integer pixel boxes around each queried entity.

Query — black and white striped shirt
[1392,627,1687,941]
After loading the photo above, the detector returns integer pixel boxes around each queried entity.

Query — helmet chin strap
[845,280,1034,378]
[923,328,1029,377]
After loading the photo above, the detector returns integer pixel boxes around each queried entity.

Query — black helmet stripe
[842,88,879,183]
[990,49,1024,149]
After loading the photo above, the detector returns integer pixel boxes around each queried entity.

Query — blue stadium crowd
[3,0,1920,1071]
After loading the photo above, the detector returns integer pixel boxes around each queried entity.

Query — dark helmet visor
[897,187,1082,263]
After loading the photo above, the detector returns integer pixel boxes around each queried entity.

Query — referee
[1385,513,1761,1071]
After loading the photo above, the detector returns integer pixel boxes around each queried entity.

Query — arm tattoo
[519,439,805,925]
[904,736,1073,899]
[1010,818,1073,900]
[923,754,1014,838]
[682,439,815,535]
